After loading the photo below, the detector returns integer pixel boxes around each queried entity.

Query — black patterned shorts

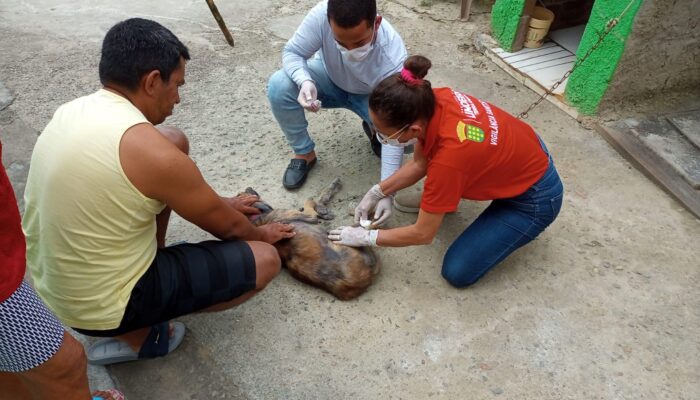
[74,240,256,337]
[0,280,64,372]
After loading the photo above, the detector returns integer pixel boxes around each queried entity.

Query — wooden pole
[205,0,234,47]
[460,0,472,21]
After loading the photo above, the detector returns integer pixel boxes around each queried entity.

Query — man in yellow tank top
[22,18,296,366]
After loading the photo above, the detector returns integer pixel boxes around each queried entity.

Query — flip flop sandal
[87,321,185,366]
[92,388,125,400]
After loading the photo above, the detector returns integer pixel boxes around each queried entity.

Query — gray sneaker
[393,189,421,213]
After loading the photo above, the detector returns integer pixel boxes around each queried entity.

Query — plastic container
[524,7,555,48]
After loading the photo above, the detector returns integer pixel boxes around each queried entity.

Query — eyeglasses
[375,124,409,145]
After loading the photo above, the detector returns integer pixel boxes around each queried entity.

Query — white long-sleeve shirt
[283,0,408,178]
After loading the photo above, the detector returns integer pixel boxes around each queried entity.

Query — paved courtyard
[1,0,698,398]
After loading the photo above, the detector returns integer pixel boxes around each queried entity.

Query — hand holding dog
[224,193,261,216]
[258,223,296,244]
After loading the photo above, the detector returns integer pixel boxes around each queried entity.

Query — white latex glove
[297,80,321,112]
[328,226,379,247]
[372,196,393,226]
[354,184,386,224]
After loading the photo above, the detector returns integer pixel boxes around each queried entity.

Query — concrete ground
[1,0,699,399]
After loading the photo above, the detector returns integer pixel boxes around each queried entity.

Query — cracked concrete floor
[1,0,698,399]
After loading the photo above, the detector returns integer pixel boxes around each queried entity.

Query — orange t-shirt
[420,88,549,213]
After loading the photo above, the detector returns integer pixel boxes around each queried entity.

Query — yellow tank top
[23,89,165,330]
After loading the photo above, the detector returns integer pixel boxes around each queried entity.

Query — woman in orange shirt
[329,55,563,287]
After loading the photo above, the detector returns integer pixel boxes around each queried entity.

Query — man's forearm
[211,208,265,242]
[282,49,312,87]
[155,207,172,248]
[281,2,324,86]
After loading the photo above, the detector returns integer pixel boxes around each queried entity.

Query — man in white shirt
[268,0,407,215]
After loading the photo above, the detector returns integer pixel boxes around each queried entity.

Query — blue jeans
[267,59,371,155]
[441,140,564,288]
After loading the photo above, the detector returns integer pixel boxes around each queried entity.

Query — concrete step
[667,111,700,150]
[619,114,700,189]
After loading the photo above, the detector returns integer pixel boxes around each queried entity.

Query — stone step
[667,111,700,150]
[620,114,700,189]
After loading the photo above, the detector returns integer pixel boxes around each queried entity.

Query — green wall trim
[565,0,643,114]
[491,0,526,51]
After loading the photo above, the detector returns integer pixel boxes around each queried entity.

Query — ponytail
[370,55,435,128]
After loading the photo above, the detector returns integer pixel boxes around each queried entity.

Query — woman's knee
[441,264,478,288]
[247,241,281,288]
[441,251,484,288]
[157,126,190,155]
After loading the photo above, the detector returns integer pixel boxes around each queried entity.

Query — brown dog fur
[246,179,379,300]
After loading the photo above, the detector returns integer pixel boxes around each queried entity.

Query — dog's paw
[314,205,335,220]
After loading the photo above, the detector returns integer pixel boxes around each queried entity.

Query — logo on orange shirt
[456,121,485,143]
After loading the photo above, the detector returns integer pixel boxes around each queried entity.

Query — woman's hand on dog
[258,223,296,243]
[328,226,378,247]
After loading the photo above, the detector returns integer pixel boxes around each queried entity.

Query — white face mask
[376,124,416,147]
[386,137,418,148]
[336,28,375,62]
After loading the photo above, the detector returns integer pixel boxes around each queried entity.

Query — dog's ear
[245,187,260,197]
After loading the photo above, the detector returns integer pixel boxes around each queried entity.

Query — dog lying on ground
[245,179,379,300]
